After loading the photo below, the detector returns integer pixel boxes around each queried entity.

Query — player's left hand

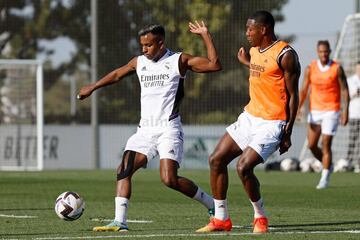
[279,133,291,155]
[237,47,250,67]
[279,124,292,155]
[340,111,348,126]
[189,20,208,35]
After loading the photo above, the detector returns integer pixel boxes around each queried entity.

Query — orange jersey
[308,60,340,111]
[245,40,295,120]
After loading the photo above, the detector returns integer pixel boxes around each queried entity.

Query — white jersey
[136,49,185,128]
[347,74,360,119]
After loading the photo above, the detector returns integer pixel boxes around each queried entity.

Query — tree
[0,0,290,124]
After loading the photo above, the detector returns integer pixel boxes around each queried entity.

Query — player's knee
[308,142,318,152]
[209,152,223,171]
[117,151,136,180]
[236,159,251,180]
[321,140,332,151]
[160,174,178,189]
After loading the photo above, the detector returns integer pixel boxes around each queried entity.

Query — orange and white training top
[245,40,297,120]
[308,60,340,111]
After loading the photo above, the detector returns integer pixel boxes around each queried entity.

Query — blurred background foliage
[0,0,291,124]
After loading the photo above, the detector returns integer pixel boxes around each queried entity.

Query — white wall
[0,124,309,170]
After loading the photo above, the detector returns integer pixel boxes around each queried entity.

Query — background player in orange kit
[298,40,349,189]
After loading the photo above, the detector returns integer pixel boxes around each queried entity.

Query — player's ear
[261,26,267,35]
[158,39,165,50]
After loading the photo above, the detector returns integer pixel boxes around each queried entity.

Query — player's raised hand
[189,20,208,35]
[77,84,96,100]
[237,47,250,67]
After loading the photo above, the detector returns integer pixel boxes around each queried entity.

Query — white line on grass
[0,214,38,218]
[233,225,277,230]
[90,218,153,223]
[34,229,360,240]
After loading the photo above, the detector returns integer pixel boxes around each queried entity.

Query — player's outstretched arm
[180,20,221,74]
[77,57,137,100]
[237,47,250,67]
[279,51,300,154]
[338,65,349,125]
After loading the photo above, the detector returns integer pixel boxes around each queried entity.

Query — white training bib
[136,49,184,128]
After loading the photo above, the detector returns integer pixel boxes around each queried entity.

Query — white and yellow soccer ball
[55,191,85,221]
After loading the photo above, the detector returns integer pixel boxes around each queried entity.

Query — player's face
[246,19,263,47]
[140,33,164,61]
[317,44,331,64]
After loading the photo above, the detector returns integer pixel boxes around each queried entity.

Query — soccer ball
[55,191,85,221]
[280,158,299,172]
[299,158,313,172]
[334,158,350,172]
[300,157,322,173]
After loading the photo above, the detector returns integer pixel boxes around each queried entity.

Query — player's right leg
[316,135,333,189]
[236,147,268,233]
[93,151,148,232]
[316,112,339,189]
[307,123,322,161]
[159,158,215,217]
[196,133,241,233]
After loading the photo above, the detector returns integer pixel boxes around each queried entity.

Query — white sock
[250,198,266,218]
[320,169,330,182]
[214,199,228,220]
[115,197,128,224]
[192,187,214,210]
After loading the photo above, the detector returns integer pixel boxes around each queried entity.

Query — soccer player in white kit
[78,21,221,232]
[346,61,360,172]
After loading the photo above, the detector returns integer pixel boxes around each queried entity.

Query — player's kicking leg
[159,158,215,218]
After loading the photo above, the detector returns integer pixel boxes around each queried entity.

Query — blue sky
[276,0,355,79]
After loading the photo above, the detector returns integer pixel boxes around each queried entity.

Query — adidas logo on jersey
[168,149,175,155]
[141,66,147,71]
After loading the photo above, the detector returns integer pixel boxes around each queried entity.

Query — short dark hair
[249,10,275,29]
[317,40,330,49]
[138,24,165,38]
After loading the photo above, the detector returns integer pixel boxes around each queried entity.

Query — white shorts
[307,110,340,136]
[125,124,184,165]
[226,111,286,161]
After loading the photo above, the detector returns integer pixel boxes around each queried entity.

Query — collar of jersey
[258,40,280,53]
[317,59,333,72]
[151,49,171,63]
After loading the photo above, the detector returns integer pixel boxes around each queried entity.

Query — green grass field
[0,169,359,239]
